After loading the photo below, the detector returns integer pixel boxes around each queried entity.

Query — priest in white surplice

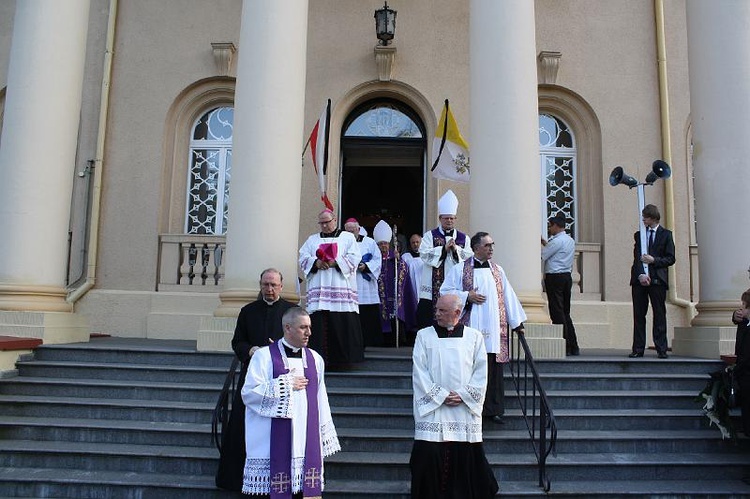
[410,294,498,499]
[416,190,473,329]
[440,231,527,425]
[241,307,340,497]
[299,210,364,368]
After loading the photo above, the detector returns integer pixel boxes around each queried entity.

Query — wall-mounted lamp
[375,2,397,46]
[609,160,671,274]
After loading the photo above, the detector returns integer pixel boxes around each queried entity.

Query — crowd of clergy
[219,189,538,498]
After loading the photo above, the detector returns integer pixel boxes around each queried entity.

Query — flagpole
[431,99,450,172]
[393,224,399,348]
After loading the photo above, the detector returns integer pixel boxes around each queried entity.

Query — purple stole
[269,343,323,499]
[430,228,467,306]
[459,260,509,363]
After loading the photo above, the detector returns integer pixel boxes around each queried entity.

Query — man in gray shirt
[541,215,579,355]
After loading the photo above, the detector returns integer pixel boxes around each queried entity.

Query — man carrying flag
[431,99,470,183]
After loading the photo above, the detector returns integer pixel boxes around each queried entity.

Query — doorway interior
[339,99,426,247]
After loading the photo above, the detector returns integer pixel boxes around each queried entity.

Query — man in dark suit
[629,204,675,359]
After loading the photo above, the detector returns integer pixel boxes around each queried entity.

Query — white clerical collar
[281,337,301,353]
[263,297,280,306]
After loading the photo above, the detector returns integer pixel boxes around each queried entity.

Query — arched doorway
[339,99,426,247]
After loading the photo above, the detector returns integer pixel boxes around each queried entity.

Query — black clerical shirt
[435,324,465,338]
[231,298,295,362]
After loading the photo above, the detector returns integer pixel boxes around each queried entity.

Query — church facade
[0,0,746,359]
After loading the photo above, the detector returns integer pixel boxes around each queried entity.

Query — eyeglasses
[318,219,334,225]
[482,242,495,248]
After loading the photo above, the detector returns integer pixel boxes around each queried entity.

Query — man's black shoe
[569,348,580,356]
[628,352,644,358]
[657,351,669,359]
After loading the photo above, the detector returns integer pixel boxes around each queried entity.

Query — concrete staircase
[0,337,749,498]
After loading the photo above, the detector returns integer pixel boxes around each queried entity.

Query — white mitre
[373,220,393,243]
[438,189,458,216]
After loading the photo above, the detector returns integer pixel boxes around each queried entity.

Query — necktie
[648,229,654,254]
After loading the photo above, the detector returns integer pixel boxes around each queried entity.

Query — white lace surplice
[412,326,487,443]
[299,231,361,313]
[241,346,340,495]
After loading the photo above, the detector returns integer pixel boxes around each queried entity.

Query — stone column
[673,1,750,358]
[0,0,90,343]
[200,0,309,349]
[469,0,562,357]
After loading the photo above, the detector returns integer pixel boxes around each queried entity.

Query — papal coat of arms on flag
[431,99,470,183]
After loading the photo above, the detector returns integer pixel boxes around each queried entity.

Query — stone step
[1,440,219,476]
[0,467,235,499]
[0,415,211,447]
[326,451,750,482]
[331,406,714,431]
[0,368,705,411]
[324,478,750,498]
[0,413,729,456]
[16,361,229,384]
[325,387,705,410]
[32,338,232,368]
[1,468,747,499]
[357,352,723,375]
[326,370,709,391]
[10,363,713,394]
[0,376,221,403]
[336,427,738,454]
[28,342,724,376]
[0,394,212,423]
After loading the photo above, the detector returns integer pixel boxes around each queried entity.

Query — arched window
[344,102,423,138]
[186,106,233,234]
[539,113,577,238]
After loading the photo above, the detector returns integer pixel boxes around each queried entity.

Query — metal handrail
[508,330,558,492]
[212,356,240,452]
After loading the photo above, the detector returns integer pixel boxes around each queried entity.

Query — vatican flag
[431,100,470,183]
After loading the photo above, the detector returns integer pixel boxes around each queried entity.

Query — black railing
[212,356,240,452]
[508,330,557,492]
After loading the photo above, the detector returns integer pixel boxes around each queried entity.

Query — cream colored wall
[96,0,241,291]
[535,0,691,309]
[301,0,471,244]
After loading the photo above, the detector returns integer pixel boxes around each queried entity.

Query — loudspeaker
[645,160,671,184]
[608,166,638,188]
